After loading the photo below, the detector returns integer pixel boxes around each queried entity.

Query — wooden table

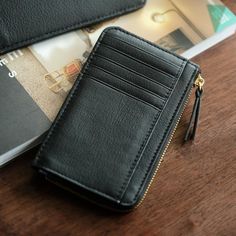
[0,1,235,235]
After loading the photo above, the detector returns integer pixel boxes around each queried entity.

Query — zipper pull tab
[184,75,205,142]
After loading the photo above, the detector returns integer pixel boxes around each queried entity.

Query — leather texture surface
[0,0,145,54]
[33,27,200,211]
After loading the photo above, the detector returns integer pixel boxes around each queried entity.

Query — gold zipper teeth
[135,87,193,209]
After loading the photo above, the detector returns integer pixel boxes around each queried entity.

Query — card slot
[104,35,180,68]
[84,68,165,110]
[95,47,175,88]
[83,74,161,112]
[105,29,184,67]
[100,40,178,77]
[91,55,170,99]
[99,42,176,78]
[89,63,166,103]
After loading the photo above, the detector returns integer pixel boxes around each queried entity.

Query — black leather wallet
[0,0,145,54]
[33,27,204,211]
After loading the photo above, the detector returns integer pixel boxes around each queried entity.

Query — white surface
[30,32,88,72]
[182,23,236,58]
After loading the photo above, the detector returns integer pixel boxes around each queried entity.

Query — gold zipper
[135,74,205,208]
[194,74,205,91]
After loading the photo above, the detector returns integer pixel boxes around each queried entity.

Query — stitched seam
[126,65,198,204]
[0,1,144,51]
[88,62,166,101]
[116,58,186,200]
[83,74,160,111]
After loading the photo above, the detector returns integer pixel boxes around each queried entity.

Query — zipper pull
[184,74,205,142]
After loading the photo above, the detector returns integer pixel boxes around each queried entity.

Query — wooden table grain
[0,1,235,235]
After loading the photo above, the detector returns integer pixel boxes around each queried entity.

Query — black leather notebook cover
[0,0,145,54]
[33,27,200,211]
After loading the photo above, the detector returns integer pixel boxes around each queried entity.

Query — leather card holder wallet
[32,27,204,211]
[0,0,146,54]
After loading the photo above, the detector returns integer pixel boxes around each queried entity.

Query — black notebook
[0,64,50,166]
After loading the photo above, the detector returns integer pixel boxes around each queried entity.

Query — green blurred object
[208,4,236,32]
